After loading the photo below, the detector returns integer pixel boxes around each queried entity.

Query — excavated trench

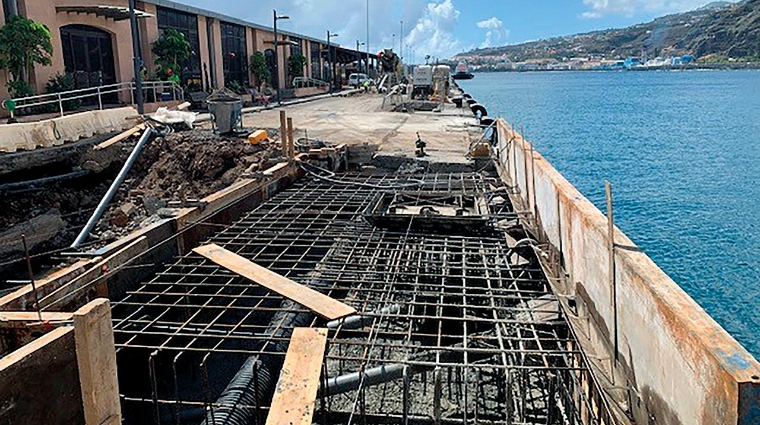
[109,166,609,425]
[0,130,282,290]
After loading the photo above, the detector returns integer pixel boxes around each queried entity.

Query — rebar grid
[112,172,612,425]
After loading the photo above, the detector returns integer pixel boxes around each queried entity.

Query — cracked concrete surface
[242,94,481,164]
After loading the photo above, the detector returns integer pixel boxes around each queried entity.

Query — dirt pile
[93,130,283,240]
[132,130,281,200]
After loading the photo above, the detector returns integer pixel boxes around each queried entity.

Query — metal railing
[8,81,184,117]
[291,77,329,89]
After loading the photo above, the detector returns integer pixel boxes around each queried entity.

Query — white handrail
[292,77,329,89]
[6,80,184,117]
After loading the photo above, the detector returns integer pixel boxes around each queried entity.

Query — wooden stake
[287,117,295,158]
[279,110,288,158]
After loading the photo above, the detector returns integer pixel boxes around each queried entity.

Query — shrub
[250,52,271,88]
[288,54,307,81]
[45,74,81,112]
[152,29,191,82]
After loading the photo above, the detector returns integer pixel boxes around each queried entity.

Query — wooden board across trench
[193,243,356,320]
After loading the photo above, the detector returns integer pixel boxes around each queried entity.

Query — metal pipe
[70,127,153,249]
[0,170,90,192]
[322,363,406,396]
[326,304,401,330]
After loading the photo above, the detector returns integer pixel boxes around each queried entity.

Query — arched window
[60,25,116,90]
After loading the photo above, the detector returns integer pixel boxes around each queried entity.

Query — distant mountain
[457,0,760,62]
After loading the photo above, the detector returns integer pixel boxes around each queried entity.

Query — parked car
[349,73,371,87]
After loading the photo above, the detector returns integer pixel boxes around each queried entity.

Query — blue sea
[459,71,760,358]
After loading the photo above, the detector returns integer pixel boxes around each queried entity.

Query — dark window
[221,21,248,87]
[265,49,276,86]
[156,6,201,88]
[310,42,321,80]
[290,37,303,58]
[2,0,14,23]
[60,25,117,104]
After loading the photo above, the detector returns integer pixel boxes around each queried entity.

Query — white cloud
[476,17,509,49]
[403,0,464,60]
[172,0,410,54]
[581,0,738,18]
[166,0,473,60]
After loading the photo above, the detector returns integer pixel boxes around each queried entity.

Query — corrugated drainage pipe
[70,127,153,249]
[200,300,314,425]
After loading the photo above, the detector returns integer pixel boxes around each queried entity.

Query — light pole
[327,31,339,93]
[366,0,371,78]
[129,0,144,114]
[356,40,365,73]
[273,10,290,104]
[400,21,404,61]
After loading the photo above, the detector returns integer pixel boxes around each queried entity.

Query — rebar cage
[111,171,615,425]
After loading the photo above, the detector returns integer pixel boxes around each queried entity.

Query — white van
[349,73,371,87]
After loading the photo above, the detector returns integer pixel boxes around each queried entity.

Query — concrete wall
[495,119,760,425]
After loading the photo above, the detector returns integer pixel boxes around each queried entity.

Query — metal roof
[56,5,153,21]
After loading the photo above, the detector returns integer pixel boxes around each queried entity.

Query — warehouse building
[0,0,375,100]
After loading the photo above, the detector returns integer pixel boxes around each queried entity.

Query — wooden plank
[39,236,149,310]
[94,124,145,151]
[266,328,328,425]
[0,258,99,311]
[0,311,73,326]
[193,244,356,320]
[73,299,121,425]
[0,327,85,424]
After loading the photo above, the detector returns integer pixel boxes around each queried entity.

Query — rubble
[0,128,284,277]
[92,129,283,241]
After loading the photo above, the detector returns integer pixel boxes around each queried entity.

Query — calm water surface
[460,71,760,357]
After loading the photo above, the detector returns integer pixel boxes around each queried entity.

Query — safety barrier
[495,119,760,425]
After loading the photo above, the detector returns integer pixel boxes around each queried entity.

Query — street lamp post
[273,10,290,104]
[356,40,365,73]
[366,0,370,77]
[128,0,144,114]
[327,31,339,93]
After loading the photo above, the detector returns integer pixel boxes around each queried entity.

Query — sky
[171,0,737,61]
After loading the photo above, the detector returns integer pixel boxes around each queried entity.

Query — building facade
[0,0,374,100]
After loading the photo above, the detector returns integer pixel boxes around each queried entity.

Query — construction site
[1,61,760,425]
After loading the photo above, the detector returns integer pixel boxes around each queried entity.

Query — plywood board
[266,328,328,425]
[193,244,356,320]
[94,124,145,150]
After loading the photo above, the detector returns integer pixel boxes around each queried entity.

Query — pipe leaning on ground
[70,127,154,249]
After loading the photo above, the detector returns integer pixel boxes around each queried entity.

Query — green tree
[0,16,53,97]
[250,52,271,88]
[288,53,307,81]
[152,28,192,80]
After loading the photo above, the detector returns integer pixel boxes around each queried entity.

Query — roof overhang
[56,6,154,21]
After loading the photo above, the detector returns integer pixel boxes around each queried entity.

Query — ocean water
[459,71,760,358]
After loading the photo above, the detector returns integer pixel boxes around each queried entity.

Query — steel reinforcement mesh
[111,171,614,425]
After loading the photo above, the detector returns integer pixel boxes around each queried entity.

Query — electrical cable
[299,161,426,189]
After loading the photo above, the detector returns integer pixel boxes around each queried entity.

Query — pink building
[0,0,375,101]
